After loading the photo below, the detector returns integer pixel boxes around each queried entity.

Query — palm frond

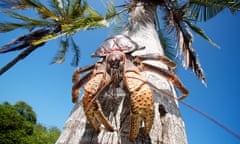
[177,22,206,85]
[70,37,80,66]
[160,2,206,84]
[22,0,59,20]
[0,22,32,32]
[105,0,118,19]
[0,0,112,51]
[69,0,87,19]
[1,11,53,30]
[50,0,87,21]
[51,36,69,64]
[184,20,219,48]
[107,0,128,35]
[0,0,31,10]
[0,0,129,75]
[51,0,64,17]
[0,45,42,75]
[0,0,59,20]
[158,0,239,84]
[31,29,62,46]
[189,0,240,21]
[51,36,80,66]
[85,7,104,19]
[0,0,118,53]
[0,27,62,75]
[0,28,53,53]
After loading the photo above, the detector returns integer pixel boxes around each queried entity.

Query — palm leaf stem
[0,44,43,75]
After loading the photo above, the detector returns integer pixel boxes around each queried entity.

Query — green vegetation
[0,101,60,144]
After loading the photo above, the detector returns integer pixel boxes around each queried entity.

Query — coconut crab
[71,34,188,141]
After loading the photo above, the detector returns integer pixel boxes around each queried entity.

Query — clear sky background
[0,2,240,144]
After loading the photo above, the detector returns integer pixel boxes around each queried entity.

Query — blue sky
[0,2,240,144]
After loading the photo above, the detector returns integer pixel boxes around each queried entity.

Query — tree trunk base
[56,81,187,144]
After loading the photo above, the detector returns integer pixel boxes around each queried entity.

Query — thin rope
[180,101,240,140]
[150,80,240,140]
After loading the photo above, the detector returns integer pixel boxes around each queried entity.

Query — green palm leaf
[69,0,87,19]
[159,2,207,84]
[51,36,80,66]
[0,22,32,32]
[51,36,69,64]
[184,20,219,48]
[0,0,123,75]
[25,0,59,20]
[70,37,80,66]
[0,0,31,9]
[0,28,54,53]
[189,0,240,21]
[1,11,53,31]
[51,0,64,17]
[0,45,41,75]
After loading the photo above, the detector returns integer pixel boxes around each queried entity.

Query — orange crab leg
[135,54,177,70]
[72,64,95,103]
[72,71,92,103]
[82,63,114,132]
[142,63,189,100]
[72,64,95,84]
[123,59,154,142]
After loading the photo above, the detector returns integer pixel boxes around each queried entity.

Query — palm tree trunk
[56,2,187,144]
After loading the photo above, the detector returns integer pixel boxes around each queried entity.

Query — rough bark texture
[56,2,188,144]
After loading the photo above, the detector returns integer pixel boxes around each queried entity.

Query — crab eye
[133,61,139,66]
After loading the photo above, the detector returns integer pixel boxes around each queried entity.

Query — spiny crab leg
[123,59,154,142]
[142,63,189,101]
[72,63,95,84]
[72,72,92,103]
[72,64,95,103]
[135,54,177,70]
[82,63,114,132]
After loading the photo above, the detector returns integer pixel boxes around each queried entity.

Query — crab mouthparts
[106,51,125,69]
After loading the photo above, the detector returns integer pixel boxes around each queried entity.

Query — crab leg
[82,63,114,132]
[135,54,176,70]
[72,64,95,103]
[72,64,95,83]
[143,63,189,100]
[123,59,154,142]
[72,71,92,103]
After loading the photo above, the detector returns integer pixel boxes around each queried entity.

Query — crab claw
[82,63,114,132]
[123,59,154,141]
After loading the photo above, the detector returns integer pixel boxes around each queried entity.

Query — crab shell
[91,35,142,57]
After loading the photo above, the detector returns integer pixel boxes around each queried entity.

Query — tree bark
[56,2,188,144]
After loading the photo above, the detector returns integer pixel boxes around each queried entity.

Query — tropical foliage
[0,101,60,144]
[0,0,239,84]
[0,0,122,75]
